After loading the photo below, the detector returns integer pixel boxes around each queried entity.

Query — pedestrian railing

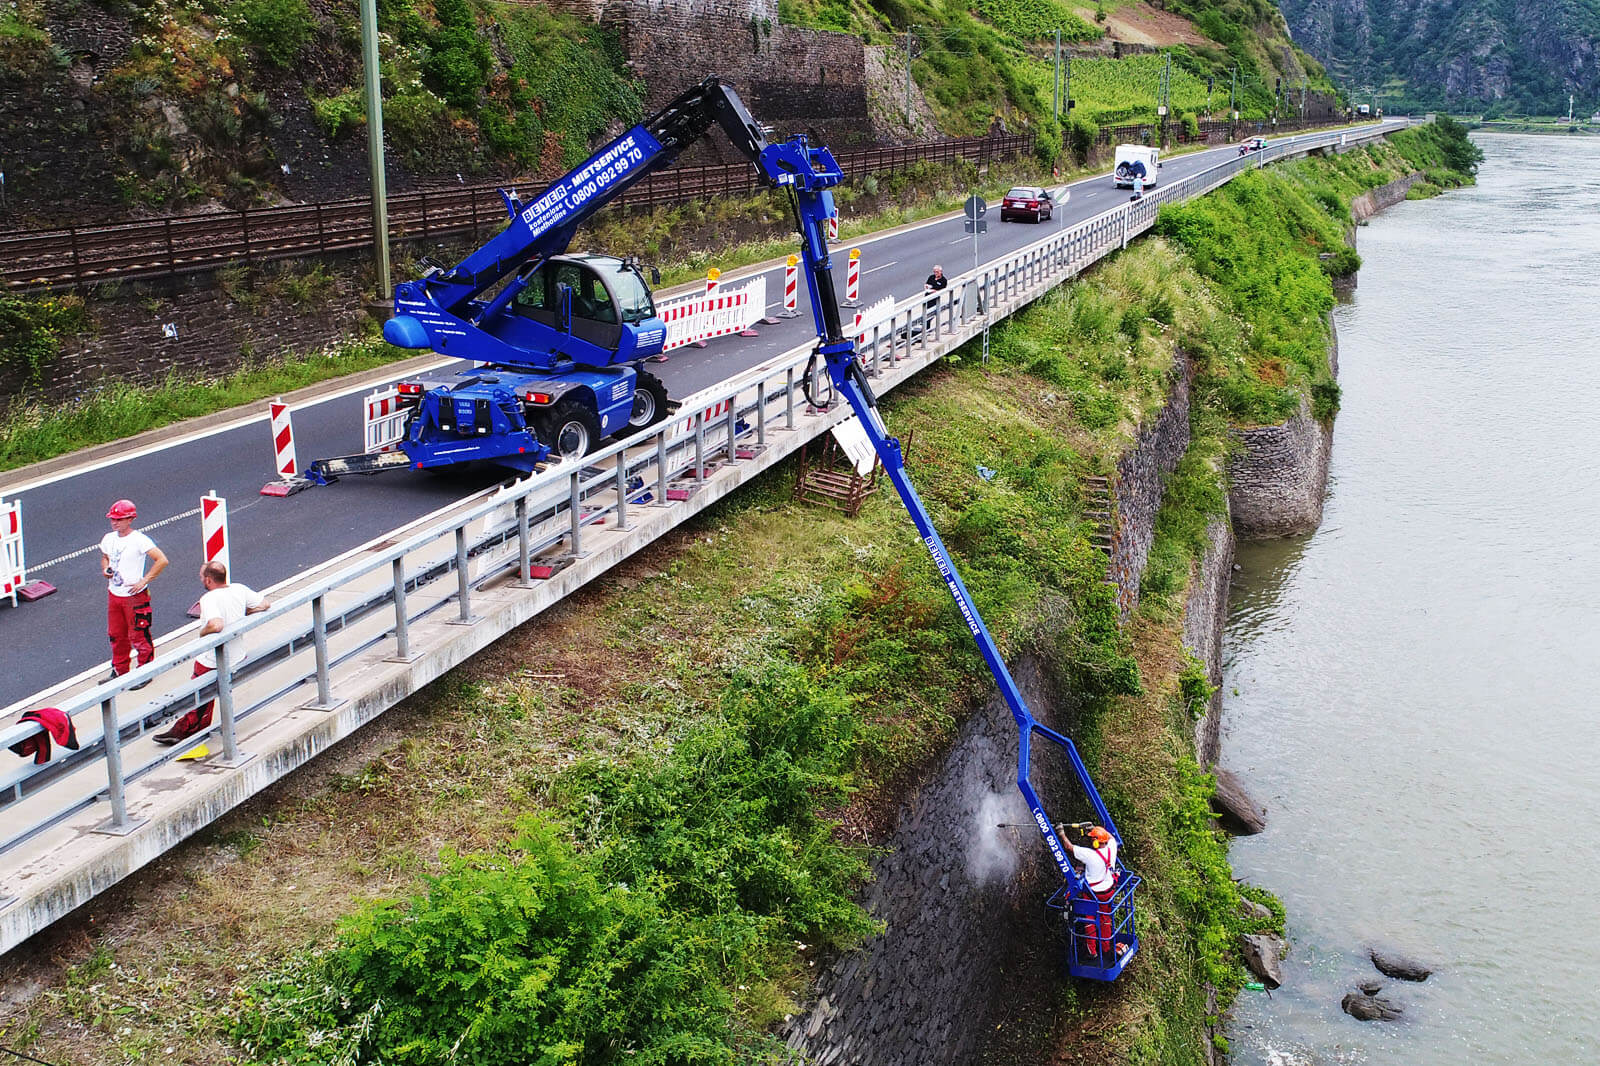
[0,118,1411,943]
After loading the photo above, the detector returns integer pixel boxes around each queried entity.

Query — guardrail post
[654,431,669,505]
[164,219,175,275]
[613,457,631,531]
[212,641,253,765]
[93,694,145,836]
[386,557,421,660]
[567,472,587,558]
[724,400,738,461]
[756,381,767,446]
[515,497,532,581]
[305,595,347,709]
[450,525,479,622]
[315,203,326,253]
[694,411,706,482]
[241,207,252,265]
[785,366,796,429]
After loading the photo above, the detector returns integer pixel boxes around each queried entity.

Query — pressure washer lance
[993,821,1096,835]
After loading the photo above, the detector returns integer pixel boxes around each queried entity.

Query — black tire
[627,371,670,431]
[538,399,600,462]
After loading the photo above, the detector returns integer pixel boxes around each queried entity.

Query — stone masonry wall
[1181,513,1235,766]
[780,656,1075,1066]
[1108,351,1193,615]
[604,0,869,156]
[1227,395,1330,537]
[4,287,366,408]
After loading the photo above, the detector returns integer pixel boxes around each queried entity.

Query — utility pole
[1230,64,1239,121]
[1158,51,1171,144]
[1053,28,1061,122]
[359,0,390,302]
[1569,93,1575,125]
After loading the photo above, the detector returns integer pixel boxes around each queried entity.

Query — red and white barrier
[780,255,800,318]
[269,398,297,477]
[677,398,733,436]
[658,274,768,351]
[364,385,407,453]
[201,491,230,576]
[828,214,839,242]
[0,497,24,608]
[852,296,896,345]
[843,248,861,307]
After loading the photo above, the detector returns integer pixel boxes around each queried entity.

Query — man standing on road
[155,561,270,746]
[100,499,167,685]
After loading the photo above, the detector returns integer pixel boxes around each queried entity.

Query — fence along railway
[1,117,1342,292]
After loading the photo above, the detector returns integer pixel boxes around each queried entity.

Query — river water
[1222,133,1600,1064]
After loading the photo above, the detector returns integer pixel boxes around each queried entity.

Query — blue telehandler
[323,75,1141,977]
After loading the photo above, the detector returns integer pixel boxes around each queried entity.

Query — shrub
[1066,116,1099,164]
[309,88,365,139]
[0,293,86,388]
[424,26,491,109]
[230,0,315,68]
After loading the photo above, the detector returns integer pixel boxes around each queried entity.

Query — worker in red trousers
[100,499,167,686]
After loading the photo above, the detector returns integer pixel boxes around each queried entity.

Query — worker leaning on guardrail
[153,561,271,746]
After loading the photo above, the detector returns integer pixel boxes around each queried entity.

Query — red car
[1000,185,1054,222]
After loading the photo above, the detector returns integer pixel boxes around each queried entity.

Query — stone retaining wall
[1182,513,1235,766]
[1109,351,1193,615]
[780,655,1074,1066]
[3,286,366,408]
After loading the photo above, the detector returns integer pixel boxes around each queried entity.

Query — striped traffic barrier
[780,255,800,318]
[269,398,297,477]
[364,385,407,453]
[828,214,839,242]
[0,497,24,608]
[201,491,230,575]
[843,248,861,307]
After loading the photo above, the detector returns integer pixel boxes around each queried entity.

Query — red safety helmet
[1088,826,1113,848]
[106,499,138,520]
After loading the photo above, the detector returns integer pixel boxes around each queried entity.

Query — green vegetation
[970,0,1098,42]
[0,292,86,389]
[0,337,399,473]
[229,0,316,68]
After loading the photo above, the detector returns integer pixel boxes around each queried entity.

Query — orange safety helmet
[106,499,138,520]
[1087,826,1113,848]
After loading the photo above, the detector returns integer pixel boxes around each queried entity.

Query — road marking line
[34,507,202,571]
[861,262,897,276]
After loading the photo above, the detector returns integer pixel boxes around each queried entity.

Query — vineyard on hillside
[1021,53,1283,125]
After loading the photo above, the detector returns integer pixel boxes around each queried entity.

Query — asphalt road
[0,139,1260,707]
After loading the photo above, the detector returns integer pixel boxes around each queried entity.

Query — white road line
[33,507,202,571]
[862,262,897,276]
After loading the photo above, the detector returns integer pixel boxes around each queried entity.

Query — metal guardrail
[0,119,1410,933]
[0,118,1379,293]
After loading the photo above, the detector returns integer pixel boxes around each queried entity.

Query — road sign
[964,219,988,234]
[964,194,987,220]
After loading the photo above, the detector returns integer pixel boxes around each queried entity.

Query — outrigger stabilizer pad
[260,477,314,497]
[17,581,56,602]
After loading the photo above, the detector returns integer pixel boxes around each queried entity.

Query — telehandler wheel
[628,371,670,430]
[541,400,600,462]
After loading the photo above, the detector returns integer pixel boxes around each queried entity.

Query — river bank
[0,122,1480,1066]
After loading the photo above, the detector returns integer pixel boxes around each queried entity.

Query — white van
[1113,145,1160,189]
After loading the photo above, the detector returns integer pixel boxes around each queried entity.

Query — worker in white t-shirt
[154,561,270,746]
[1067,825,1123,961]
[99,499,168,684]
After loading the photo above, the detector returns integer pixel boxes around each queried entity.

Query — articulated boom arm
[738,135,1126,899]
[416,77,769,318]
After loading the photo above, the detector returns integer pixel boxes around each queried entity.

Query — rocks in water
[1357,979,1384,995]
[1212,767,1267,835]
[1238,897,1273,922]
[1370,948,1433,982]
[1341,991,1403,1021]
[1238,932,1287,989]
